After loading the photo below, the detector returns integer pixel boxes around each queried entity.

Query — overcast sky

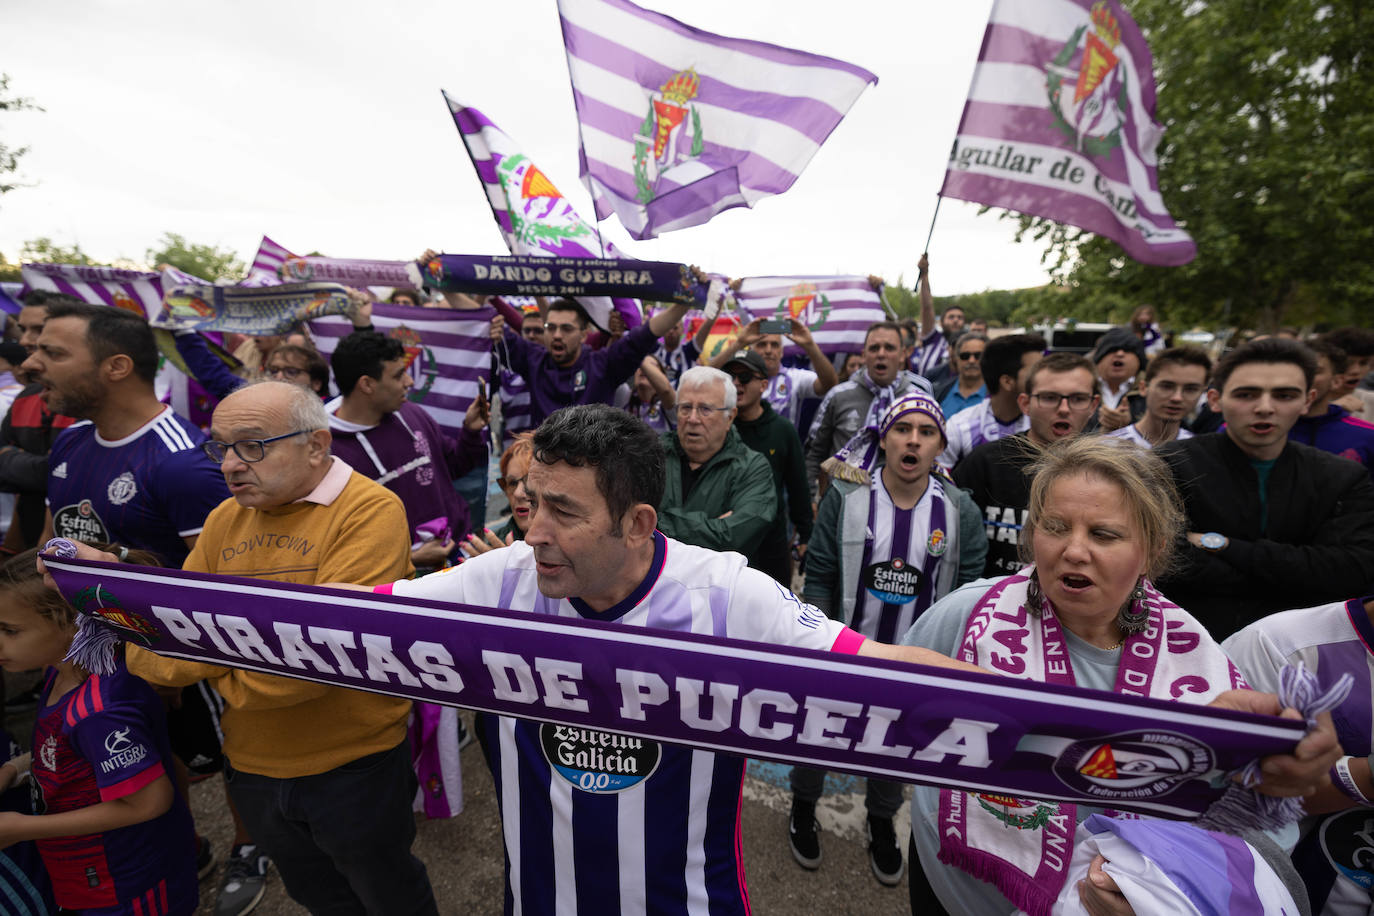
[0,0,1056,295]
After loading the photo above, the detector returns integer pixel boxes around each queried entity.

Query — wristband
[1331,756,1374,806]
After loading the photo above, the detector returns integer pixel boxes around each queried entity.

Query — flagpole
[922,193,944,257]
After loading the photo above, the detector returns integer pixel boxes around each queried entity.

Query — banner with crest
[557,0,876,240]
[734,275,887,356]
[940,0,1195,265]
[309,303,494,442]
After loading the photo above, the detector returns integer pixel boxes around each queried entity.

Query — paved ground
[185,713,916,915]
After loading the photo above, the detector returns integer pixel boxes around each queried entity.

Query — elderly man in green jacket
[657,366,778,558]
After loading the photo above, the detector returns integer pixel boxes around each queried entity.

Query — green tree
[0,74,40,200]
[1007,0,1373,331]
[20,237,98,265]
[146,233,245,282]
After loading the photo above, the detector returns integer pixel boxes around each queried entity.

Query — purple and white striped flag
[241,235,295,287]
[20,263,165,318]
[0,282,24,315]
[309,303,493,441]
[940,0,1195,265]
[444,94,641,332]
[557,0,876,240]
[735,276,885,356]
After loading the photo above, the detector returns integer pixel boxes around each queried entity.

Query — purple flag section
[20,263,165,318]
[940,0,1196,266]
[0,282,24,315]
[557,0,876,240]
[44,556,1307,819]
[735,276,887,356]
[444,95,642,332]
[309,303,494,442]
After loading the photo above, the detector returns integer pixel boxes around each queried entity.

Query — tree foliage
[145,233,245,282]
[0,74,41,200]
[1009,0,1373,331]
[20,237,98,266]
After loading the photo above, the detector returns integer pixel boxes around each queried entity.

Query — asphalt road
[187,714,917,915]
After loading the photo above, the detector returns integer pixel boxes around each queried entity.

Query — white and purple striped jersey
[937,400,1029,470]
[850,477,952,643]
[46,407,228,567]
[764,367,819,428]
[910,327,949,379]
[1105,423,1194,449]
[1224,598,1374,916]
[389,532,858,915]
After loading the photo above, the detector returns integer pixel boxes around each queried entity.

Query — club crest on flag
[1047,1,1127,156]
[279,256,316,282]
[495,153,595,249]
[389,325,439,403]
[634,68,705,204]
[775,282,830,331]
[110,290,145,318]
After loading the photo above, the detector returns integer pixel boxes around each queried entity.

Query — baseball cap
[723,349,767,380]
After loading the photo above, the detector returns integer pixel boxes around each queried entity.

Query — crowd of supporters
[0,257,1370,916]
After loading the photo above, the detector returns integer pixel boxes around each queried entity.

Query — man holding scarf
[805,321,933,497]
[791,393,985,885]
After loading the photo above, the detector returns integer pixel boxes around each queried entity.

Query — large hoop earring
[1116,577,1150,635]
[1027,569,1045,617]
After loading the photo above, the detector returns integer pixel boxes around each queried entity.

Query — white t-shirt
[764,366,819,427]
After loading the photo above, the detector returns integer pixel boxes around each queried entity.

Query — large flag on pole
[939,0,1195,266]
[557,0,876,240]
[444,94,641,331]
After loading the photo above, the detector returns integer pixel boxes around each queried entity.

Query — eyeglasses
[496,475,527,492]
[957,351,982,362]
[1031,392,1095,410]
[202,430,308,463]
[543,322,581,335]
[676,403,732,419]
[266,365,305,380]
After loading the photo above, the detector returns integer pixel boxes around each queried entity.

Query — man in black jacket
[1157,338,1374,639]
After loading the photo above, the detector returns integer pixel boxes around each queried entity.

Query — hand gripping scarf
[938,568,1247,916]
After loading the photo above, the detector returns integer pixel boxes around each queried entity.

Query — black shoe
[788,797,821,869]
[866,816,904,886]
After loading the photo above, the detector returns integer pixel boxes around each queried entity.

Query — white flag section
[558,0,876,240]
[735,276,886,355]
[940,0,1196,265]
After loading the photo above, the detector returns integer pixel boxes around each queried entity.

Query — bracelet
[1331,756,1374,806]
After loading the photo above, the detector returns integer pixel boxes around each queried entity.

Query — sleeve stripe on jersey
[830,628,864,655]
[64,674,105,727]
[152,415,196,452]
[99,760,166,803]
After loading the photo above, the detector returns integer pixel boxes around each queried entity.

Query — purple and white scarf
[821,369,909,483]
[939,569,1246,916]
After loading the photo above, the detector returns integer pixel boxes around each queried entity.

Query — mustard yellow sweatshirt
[129,461,413,778]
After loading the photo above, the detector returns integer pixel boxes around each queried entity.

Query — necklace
[1105,636,1127,651]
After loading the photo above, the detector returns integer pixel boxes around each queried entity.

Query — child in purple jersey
[0,548,197,916]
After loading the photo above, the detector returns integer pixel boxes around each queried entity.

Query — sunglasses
[957,351,982,361]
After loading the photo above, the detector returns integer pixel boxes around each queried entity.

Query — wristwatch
[1199,532,1229,552]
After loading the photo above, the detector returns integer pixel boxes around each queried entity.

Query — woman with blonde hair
[901,435,1324,915]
